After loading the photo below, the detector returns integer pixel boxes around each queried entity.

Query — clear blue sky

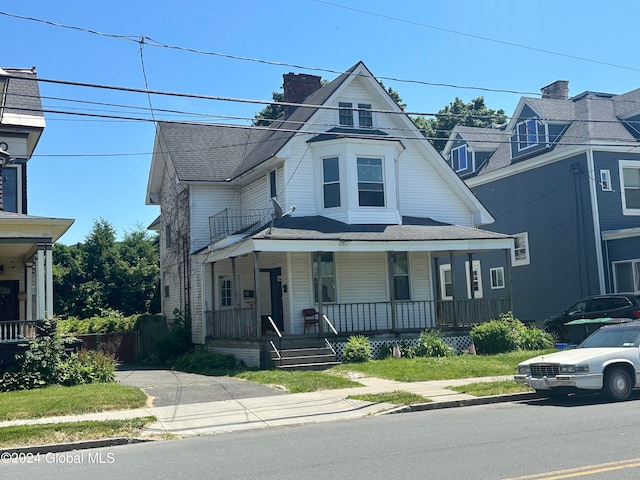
[2,0,640,244]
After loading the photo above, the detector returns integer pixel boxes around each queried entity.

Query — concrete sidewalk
[0,375,535,439]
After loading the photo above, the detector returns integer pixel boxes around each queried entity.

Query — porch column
[254,251,262,339]
[231,257,237,334]
[314,252,324,336]
[36,245,45,320]
[46,245,53,319]
[388,252,397,331]
[505,248,513,313]
[25,263,33,321]
[200,262,206,344]
[449,251,457,327]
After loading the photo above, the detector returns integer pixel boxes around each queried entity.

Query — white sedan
[514,321,640,401]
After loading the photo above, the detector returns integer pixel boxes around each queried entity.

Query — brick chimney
[541,80,569,100]
[282,73,322,115]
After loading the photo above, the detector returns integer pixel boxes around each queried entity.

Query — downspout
[586,149,606,294]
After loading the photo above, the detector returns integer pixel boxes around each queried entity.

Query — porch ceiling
[206,215,513,262]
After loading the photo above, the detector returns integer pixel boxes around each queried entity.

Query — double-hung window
[439,264,453,300]
[390,252,410,301]
[517,119,539,150]
[313,253,336,303]
[613,260,640,292]
[357,104,373,127]
[512,232,530,266]
[322,157,340,208]
[620,161,640,214]
[2,166,17,213]
[465,260,483,299]
[339,102,354,126]
[220,277,233,308]
[357,157,385,207]
[451,145,468,172]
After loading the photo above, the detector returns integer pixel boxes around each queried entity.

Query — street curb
[381,392,540,415]
[0,437,153,456]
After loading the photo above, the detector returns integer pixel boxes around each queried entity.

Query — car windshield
[579,325,640,348]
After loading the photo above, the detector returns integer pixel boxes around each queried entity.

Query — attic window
[339,102,354,126]
[451,145,468,172]
[516,119,540,151]
[357,104,373,127]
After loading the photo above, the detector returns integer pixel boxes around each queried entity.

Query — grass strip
[0,383,148,421]
[347,391,430,405]
[235,370,362,393]
[0,417,156,448]
[449,380,533,397]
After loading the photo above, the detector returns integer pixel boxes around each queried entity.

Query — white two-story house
[146,62,513,366]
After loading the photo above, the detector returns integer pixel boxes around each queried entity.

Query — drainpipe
[254,251,261,339]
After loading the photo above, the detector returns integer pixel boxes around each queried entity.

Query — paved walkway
[0,373,533,439]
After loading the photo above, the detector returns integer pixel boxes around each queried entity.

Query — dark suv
[544,293,640,342]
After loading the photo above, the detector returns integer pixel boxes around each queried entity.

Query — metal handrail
[324,337,336,356]
[269,340,281,360]
[267,316,282,338]
[322,314,338,335]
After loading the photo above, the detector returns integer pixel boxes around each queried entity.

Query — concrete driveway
[115,367,285,407]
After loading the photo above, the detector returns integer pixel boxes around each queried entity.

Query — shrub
[470,312,553,354]
[342,335,372,363]
[152,308,192,364]
[171,349,237,373]
[377,340,415,359]
[414,330,455,357]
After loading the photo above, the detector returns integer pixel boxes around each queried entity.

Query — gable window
[512,232,530,266]
[357,157,385,207]
[465,260,483,299]
[451,145,468,172]
[490,267,505,289]
[390,252,410,301]
[357,104,373,127]
[516,119,539,151]
[620,161,640,214]
[439,264,453,301]
[220,276,233,308]
[339,102,353,126]
[322,157,340,208]
[313,253,336,303]
[269,169,277,199]
[600,169,612,191]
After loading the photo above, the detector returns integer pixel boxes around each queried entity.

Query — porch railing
[0,320,41,343]
[205,298,510,339]
[209,208,272,243]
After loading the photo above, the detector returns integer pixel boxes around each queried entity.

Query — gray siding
[594,151,640,231]
[472,153,600,322]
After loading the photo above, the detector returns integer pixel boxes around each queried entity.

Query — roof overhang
[0,214,74,259]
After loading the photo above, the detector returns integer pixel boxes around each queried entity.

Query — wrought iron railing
[209,208,272,243]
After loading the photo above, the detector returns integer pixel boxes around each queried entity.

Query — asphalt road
[6,394,640,479]
[114,367,284,407]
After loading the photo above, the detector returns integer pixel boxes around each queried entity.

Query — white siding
[336,252,388,303]
[190,185,238,251]
[409,251,432,301]
[290,252,313,334]
[241,175,269,210]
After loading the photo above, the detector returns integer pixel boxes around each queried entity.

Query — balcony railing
[205,299,511,339]
[0,320,41,343]
[209,208,272,243]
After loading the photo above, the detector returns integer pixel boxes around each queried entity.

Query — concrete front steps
[270,338,340,371]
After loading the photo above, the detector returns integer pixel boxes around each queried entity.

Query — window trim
[439,264,453,301]
[465,260,483,299]
[600,169,612,191]
[322,156,341,209]
[357,157,385,207]
[390,252,411,301]
[490,267,505,289]
[269,169,277,199]
[516,118,540,151]
[312,252,337,304]
[612,259,640,292]
[512,232,530,266]
[338,102,354,126]
[220,276,233,309]
[451,144,468,172]
[619,160,640,215]
[357,103,373,128]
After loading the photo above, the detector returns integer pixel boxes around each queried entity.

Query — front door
[0,280,18,321]
[260,268,284,333]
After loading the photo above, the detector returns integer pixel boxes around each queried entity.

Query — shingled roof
[2,67,44,120]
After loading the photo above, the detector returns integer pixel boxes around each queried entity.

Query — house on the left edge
[146,61,514,368]
[0,67,74,356]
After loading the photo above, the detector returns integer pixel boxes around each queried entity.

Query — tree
[253,91,285,127]
[53,220,159,318]
[413,97,506,153]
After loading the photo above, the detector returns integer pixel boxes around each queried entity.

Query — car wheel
[602,367,633,401]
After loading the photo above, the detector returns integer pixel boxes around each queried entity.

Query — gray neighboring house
[443,80,640,323]
[146,61,513,367]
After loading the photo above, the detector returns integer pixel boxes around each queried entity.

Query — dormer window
[357,157,384,207]
[451,145,468,172]
[516,119,540,150]
[338,102,373,127]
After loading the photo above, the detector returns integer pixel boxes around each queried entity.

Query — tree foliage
[413,96,506,153]
[253,91,285,126]
[53,219,160,318]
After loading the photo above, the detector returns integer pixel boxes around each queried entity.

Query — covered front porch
[198,216,514,345]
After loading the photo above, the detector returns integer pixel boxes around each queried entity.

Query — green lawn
[0,383,148,421]
[0,417,156,448]
[347,391,430,405]
[235,369,362,393]
[329,349,555,382]
[449,380,533,397]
